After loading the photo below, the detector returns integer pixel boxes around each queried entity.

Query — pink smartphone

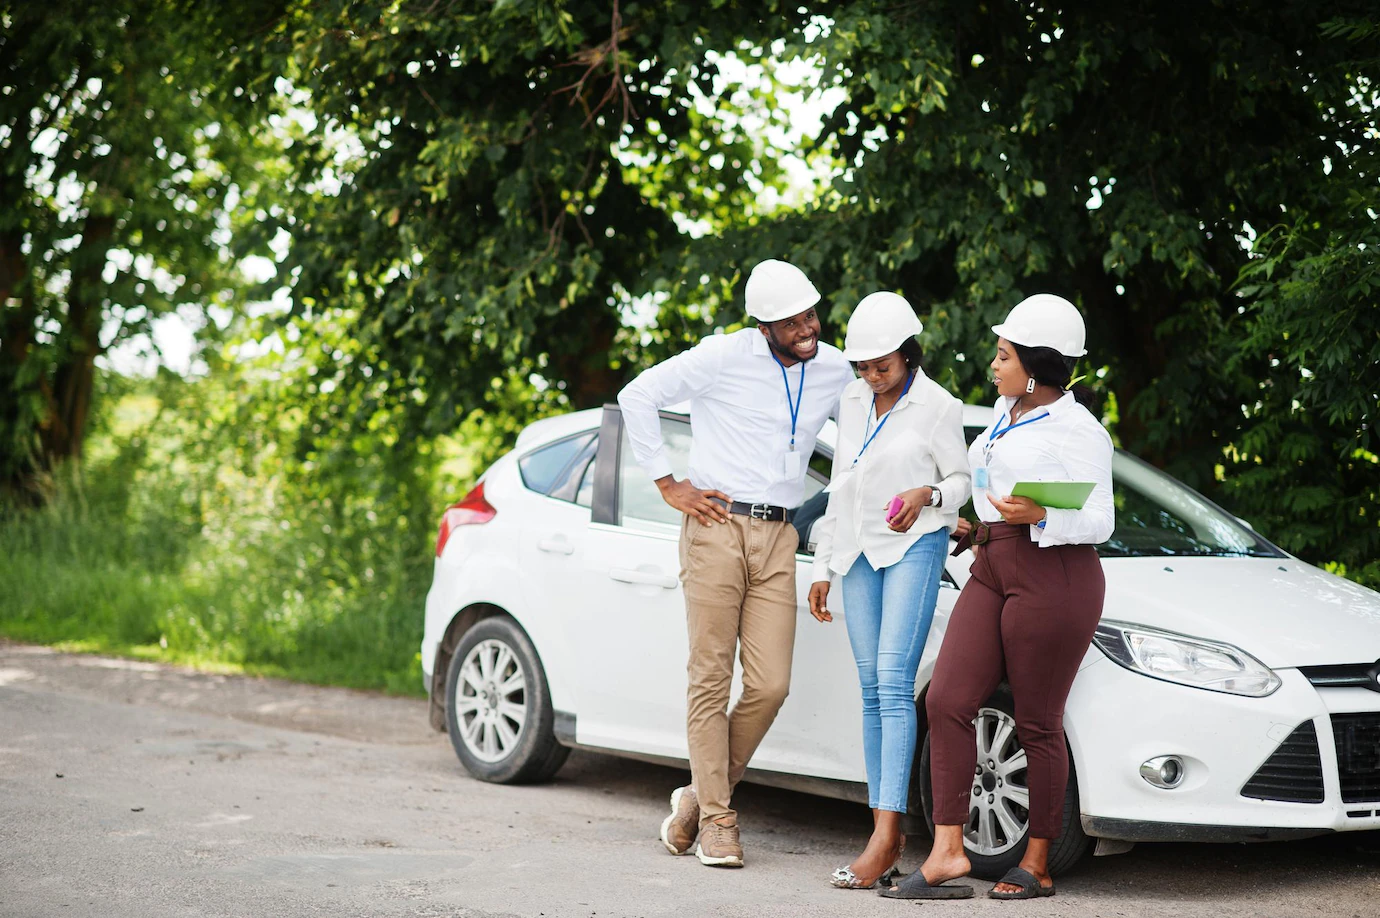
[887,495,904,522]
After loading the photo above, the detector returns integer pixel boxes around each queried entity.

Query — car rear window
[518,433,595,495]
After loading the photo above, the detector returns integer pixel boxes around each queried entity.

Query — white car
[421,402,1380,877]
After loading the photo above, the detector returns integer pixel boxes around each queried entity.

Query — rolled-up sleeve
[616,337,724,481]
[1037,421,1115,547]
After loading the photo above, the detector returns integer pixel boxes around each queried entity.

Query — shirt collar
[750,329,773,359]
[1000,390,1075,417]
[844,371,929,409]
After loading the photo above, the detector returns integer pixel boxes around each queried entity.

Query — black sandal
[878,870,974,899]
[987,866,1055,900]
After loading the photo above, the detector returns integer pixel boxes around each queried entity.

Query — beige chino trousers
[679,512,799,829]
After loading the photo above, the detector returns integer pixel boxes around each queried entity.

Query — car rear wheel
[915,686,1091,879]
[445,616,569,784]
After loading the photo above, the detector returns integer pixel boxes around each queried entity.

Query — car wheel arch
[429,602,507,732]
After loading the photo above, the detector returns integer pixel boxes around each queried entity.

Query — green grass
[0,465,431,698]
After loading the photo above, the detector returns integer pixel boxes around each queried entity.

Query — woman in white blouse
[807,292,971,890]
[888,294,1114,902]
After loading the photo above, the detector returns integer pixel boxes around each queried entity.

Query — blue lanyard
[773,354,806,451]
[983,407,1050,460]
[852,371,915,467]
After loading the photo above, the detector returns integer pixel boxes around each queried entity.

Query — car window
[1102,455,1279,558]
[519,432,595,496]
[619,417,693,528]
[960,421,1278,558]
[575,454,598,508]
[546,435,598,504]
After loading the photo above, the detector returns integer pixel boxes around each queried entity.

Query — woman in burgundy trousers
[883,294,1115,901]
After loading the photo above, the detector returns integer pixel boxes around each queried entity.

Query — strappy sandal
[987,866,1056,900]
[829,863,902,889]
[829,837,906,889]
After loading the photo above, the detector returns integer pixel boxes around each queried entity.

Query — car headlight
[1092,620,1282,697]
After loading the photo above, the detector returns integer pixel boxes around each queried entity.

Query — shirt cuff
[642,454,674,482]
[1036,507,1071,547]
[811,558,832,583]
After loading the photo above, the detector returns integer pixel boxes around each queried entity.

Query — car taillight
[435,481,497,557]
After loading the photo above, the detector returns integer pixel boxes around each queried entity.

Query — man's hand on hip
[656,476,733,525]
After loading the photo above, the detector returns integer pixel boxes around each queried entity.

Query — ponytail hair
[1011,342,1096,409]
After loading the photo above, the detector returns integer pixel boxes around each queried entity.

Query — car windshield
[1101,454,1280,559]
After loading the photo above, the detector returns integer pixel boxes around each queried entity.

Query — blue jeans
[840,528,948,813]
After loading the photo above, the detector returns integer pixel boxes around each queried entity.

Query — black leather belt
[714,499,793,523]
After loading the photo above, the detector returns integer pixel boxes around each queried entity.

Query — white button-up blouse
[970,392,1115,547]
[811,372,971,581]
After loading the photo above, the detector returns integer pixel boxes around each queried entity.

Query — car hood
[1103,557,1380,668]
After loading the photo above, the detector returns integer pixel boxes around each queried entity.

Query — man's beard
[765,327,817,363]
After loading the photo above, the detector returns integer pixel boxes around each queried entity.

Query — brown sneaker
[659,786,699,855]
[695,820,744,868]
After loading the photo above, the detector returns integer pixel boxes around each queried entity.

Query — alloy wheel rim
[454,639,528,763]
[964,706,1030,856]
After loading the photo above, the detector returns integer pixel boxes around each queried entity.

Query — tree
[0,0,285,500]
[267,0,809,441]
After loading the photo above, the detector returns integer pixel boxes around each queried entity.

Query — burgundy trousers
[926,523,1105,839]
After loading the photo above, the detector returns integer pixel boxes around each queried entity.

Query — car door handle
[537,535,574,555]
[609,567,679,589]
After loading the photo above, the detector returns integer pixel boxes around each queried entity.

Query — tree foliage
[0,0,285,499]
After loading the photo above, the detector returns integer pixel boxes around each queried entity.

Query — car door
[561,408,697,758]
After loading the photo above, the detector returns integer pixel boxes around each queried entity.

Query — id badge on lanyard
[978,408,1050,491]
[776,355,806,479]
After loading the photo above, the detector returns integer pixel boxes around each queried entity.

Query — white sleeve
[809,431,848,583]
[615,338,724,480]
[1038,420,1116,547]
[930,398,972,513]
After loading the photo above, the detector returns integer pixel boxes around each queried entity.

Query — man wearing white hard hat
[617,259,852,868]
[889,294,1114,901]
[805,292,971,890]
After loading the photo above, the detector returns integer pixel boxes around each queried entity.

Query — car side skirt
[552,709,868,804]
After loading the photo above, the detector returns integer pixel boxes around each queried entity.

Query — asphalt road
[2,641,1378,918]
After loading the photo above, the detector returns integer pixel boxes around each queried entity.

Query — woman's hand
[951,517,973,540]
[808,581,833,623]
[886,487,933,533]
[990,494,1048,526]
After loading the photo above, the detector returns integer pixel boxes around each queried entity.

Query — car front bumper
[1068,657,1380,840]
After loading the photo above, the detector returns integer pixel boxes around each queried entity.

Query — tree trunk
[36,215,115,470]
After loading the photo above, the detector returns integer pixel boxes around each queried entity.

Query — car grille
[1332,713,1380,803]
[1240,721,1324,804]
[1299,661,1380,693]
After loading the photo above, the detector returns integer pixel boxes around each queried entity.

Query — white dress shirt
[811,372,971,581]
[617,328,854,508]
[970,392,1115,547]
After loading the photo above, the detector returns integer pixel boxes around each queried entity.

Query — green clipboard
[1010,481,1096,510]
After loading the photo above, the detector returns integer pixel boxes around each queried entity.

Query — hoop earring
[1025,377,1036,394]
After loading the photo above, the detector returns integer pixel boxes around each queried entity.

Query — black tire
[914,686,1091,880]
[445,616,569,784]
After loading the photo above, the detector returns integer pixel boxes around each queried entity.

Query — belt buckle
[972,522,991,546]
[749,503,771,520]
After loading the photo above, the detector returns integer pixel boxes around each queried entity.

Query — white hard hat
[842,292,923,361]
[991,294,1087,358]
[745,259,821,323]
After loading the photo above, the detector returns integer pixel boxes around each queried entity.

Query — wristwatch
[926,486,943,508]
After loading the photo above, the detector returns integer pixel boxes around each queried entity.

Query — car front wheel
[916,686,1091,879]
[445,616,569,784]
